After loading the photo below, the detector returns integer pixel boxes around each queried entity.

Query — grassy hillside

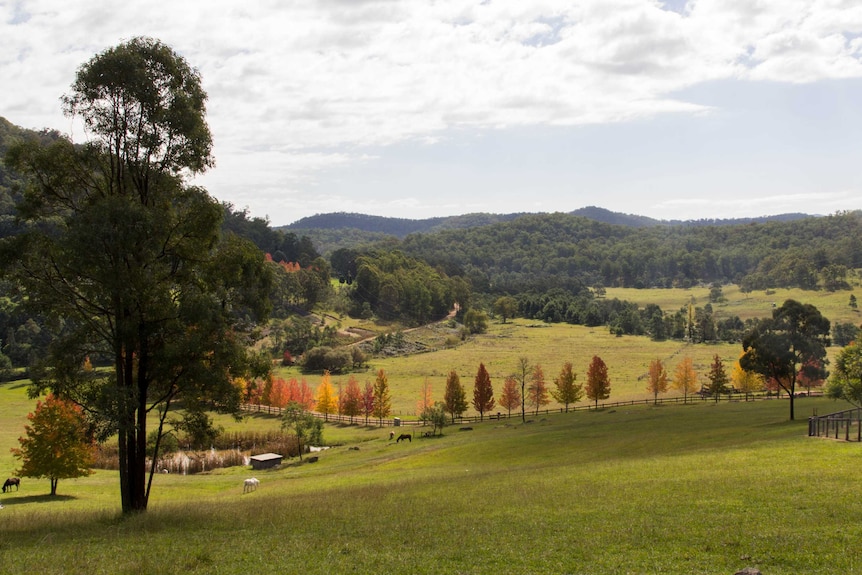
[274,285,858,417]
[1,389,860,574]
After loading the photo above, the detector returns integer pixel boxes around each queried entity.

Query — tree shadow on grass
[1,493,77,506]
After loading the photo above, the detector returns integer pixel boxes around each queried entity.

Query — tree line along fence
[809,407,862,442]
[241,389,824,428]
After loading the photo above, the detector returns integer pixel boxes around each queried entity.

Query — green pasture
[270,284,859,418]
[605,284,861,325]
[2,384,861,574]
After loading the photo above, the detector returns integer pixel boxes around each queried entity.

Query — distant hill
[286,207,813,235]
[282,207,814,254]
[570,206,812,228]
[284,211,529,237]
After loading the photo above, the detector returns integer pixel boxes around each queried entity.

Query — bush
[303,345,352,373]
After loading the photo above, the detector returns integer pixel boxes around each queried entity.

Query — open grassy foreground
[2,394,862,575]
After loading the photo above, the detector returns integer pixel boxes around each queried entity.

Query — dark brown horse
[396,433,412,443]
[2,477,20,493]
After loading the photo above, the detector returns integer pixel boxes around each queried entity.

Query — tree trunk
[50,478,58,496]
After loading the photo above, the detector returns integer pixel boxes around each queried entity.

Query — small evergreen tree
[443,370,468,423]
[707,354,729,403]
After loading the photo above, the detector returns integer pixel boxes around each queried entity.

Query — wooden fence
[809,407,862,442]
[242,389,822,428]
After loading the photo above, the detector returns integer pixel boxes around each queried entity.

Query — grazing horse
[243,477,260,494]
[396,433,412,443]
[2,477,20,493]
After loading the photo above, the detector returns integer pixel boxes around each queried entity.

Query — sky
[2,0,862,226]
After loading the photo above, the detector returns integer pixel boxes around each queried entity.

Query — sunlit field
[2,285,860,574]
[272,284,859,417]
[1,391,860,574]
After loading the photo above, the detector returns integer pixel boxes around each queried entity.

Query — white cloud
[2,0,862,223]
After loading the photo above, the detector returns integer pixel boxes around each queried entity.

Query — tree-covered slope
[395,211,862,293]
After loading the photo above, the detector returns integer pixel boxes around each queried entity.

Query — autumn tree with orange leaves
[472,363,495,421]
[13,394,95,496]
[585,355,611,409]
[498,376,521,417]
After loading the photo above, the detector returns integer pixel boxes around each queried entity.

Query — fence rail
[809,407,862,442]
[242,389,822,428]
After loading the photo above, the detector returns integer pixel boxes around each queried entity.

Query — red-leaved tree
[472,363,495,421]
[586,355,611,409]
[498,375,521,417]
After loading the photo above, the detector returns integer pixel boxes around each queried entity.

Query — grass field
[2,285,861,574]
[273,285,859,417]
[1,385,860,574]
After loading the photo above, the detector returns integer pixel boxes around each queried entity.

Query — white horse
[243,477,260,494]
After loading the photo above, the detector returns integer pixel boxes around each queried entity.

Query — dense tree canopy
[1,38,271,513]
[741,300,830,420]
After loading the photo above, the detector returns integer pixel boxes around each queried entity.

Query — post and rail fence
[241,389,824,428]
[809,407,862,442]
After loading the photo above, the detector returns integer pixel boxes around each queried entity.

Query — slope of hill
[283,207,814,252]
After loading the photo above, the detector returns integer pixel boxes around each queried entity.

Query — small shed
[250,452,283,470]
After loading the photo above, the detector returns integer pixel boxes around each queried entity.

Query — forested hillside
[394,211,861,294]
[283,207,812,256]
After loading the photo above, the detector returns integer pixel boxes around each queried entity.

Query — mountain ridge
[282,206,814,237]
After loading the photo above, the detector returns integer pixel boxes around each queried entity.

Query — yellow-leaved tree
[672,357,699,404]
[732,351,765,401]
[316,371,337,421]
[647,358,668,405]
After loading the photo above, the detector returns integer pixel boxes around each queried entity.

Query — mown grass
[2,395,861,574]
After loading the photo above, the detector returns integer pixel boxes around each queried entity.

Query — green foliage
[492,296,518,323]
[741,299,830,419]
[12,394,95,495]
[551,361,582,412]
[146,429,178,458]
[280,401,323,460]
[826,341,862,407]
[706,354,729,402]
[171,409,223,451]
[1,38,271,513]
[832,321,859,347]
[302,346,351,374]
[462,308,489,334]
[443,370,468,422]
[398,211,862,293]
[350,250,456,324]
[419,401,447,435]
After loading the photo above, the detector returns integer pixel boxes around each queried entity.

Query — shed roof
[250,452,283,462]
